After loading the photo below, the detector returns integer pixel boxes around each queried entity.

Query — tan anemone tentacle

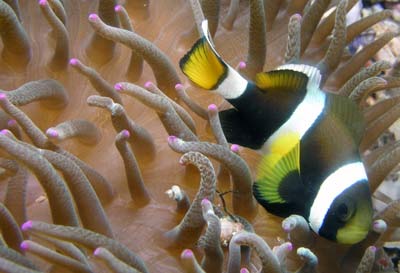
[338,60,391,97]
[0,202,24,252]
[164,152,216,247]
[284,13,302,63]
[175,84,208,120]
[346,10,392,45]
[20,240,92,273]
[21,220,149,273]
[348,77,387,105]
[317,0,347,81]
[88,14,180,98]
[86,0,119,65]
[230,231,282,273]
[116,82,198,141]
[312,0,358,44]
[364,96,400,126]
[0,245,39,270]
[180,249,205,273]
[296,247,318,273]
[355,246,376,273]
[46,119,101,145]
[333,32,396,86]
[222,0,239,30]
[167,136,257,219]
[115,130,151,206]
[360,102,400,152]
[264,0,284,32]
[242,0,266,79]
[4,163,27,226]
[114,5,144,82]
[300,0,332,55]
[69,58,123,104]
[199,198,223,273]
[93,247,140,273]
[87,95,156,161]
[39,0,69,70]
[367,140,400,193]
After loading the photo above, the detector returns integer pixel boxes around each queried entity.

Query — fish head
[315,179,373,244]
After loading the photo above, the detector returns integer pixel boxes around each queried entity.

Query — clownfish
[179,20,373,244]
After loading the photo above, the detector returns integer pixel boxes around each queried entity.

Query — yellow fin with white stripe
[254,132,301,204]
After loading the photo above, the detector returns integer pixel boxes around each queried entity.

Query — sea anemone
[0,0,399,272]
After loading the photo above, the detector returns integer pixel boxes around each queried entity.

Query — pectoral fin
[253,133,306,217]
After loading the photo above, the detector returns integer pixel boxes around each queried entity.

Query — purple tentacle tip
[231,144,240,153]
[238,61,246,69]
[39,0,47,6]
[88,13,99,21]
[370,246,377,252]
[287,242,293,251]
[293,13,302,19]
[240,268,250,273]
[69,58,79,66]
[114,5,122,12]
[175,83,183,90]
[7,119,17,127]
[114,83,123,91]
[144,81,153,89]
[282,222,293,232]
[208,104,218,112]
[93,247,102,256]
[0,129,9,135]
[21,221,33,231]
[46,128,59,138]
[122,129,130,138]
[201,198,210,206]
[167,135,177,144]
[0,93,7,100]
[181,249,193,259]
[20,241,29,251]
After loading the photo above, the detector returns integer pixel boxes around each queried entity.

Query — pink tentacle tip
[181,249,193,259]
[69,58,79,66]
[46,128,59,138]
[282,222,293,232]
[144,81,153,89]
[293,13,302,20]
[0,129,9,135]
[122,129,130,138]
[21,221,33,231]
[7,119,17,127]
[167,135,177,143]
[88,13,99,21]
[207,104,218,112]
[238,61,246,69]
[20,241,29,251]
[231,144,240,153]
[369,246,377,252]
[39,0,47,6]
[201,198,211,206]
[240,268,250,273]
[286,242,294,252]
[114,5,123,12]
[0,93,7,100]
[175,83,183,90]
[93,247,102,256]
[114,83,123,91]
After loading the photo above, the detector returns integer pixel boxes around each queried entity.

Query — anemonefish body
[179,20,373,244]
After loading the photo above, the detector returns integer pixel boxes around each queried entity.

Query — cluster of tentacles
[0,0,400,272]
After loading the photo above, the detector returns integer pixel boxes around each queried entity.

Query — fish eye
[336,203,353,222]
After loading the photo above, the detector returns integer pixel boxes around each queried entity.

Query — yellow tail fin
[179,21,227,90]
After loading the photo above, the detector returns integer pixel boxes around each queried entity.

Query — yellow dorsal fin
[255,132,301,203]
[179,33,227,90]
[255,70,308,93]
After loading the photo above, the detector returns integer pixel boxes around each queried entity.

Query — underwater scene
[0,0,400,272]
